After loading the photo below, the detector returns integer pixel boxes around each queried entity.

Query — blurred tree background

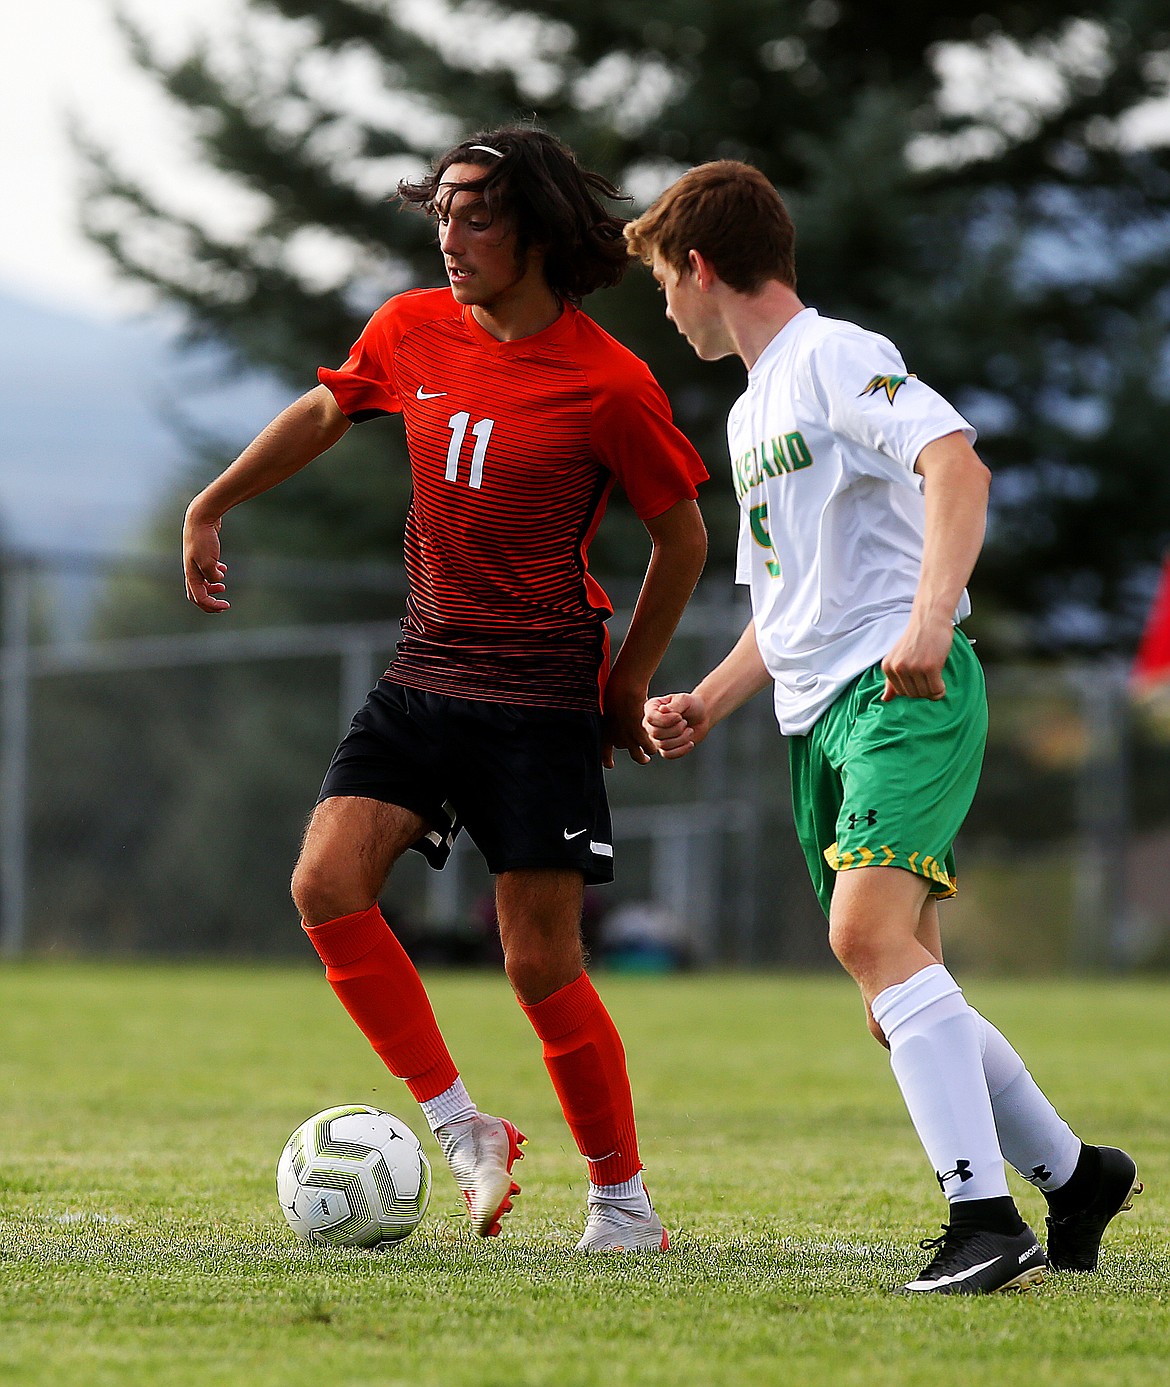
[23,0,1170,957]
[77,0,1170,652]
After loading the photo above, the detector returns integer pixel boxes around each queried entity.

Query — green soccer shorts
[787,630,988,920]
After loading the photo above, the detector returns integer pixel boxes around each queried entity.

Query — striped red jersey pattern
[318,288,707,710]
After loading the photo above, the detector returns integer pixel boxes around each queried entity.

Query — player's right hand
[642,692,708,760]
[183,512,230,612]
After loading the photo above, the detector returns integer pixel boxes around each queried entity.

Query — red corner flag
[1133,554,1170,693]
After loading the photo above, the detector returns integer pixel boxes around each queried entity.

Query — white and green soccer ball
[277,1104,431,1248]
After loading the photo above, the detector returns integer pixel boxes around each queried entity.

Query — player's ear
[688,248,714,290]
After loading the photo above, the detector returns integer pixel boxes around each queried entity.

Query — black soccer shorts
[317,679,615,884]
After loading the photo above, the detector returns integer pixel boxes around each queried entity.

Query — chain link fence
[2,548,1168,972]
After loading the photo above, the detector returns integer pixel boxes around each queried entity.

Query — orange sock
[303,904,459,1103]
[521,971,642,1186]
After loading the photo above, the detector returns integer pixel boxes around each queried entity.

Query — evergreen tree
[80,0,1170,648]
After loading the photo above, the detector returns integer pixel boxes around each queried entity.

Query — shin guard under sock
[973,1010,1082,1192]
[871,964,1012,1206]
[520,972,642,1187]
[303,904,459,1103]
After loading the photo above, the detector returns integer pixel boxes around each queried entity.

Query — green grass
[0,964,1166,1386]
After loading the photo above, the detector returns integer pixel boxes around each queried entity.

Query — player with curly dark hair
[398,125,630,304]
[183,126,707,1251]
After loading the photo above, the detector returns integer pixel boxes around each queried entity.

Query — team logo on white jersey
[859,373,916,404]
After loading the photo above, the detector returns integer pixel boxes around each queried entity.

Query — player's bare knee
[503,943,580,1007]
[827,915,873,979]
[866,1009,890,1049]
[291,858,366,927]
[502,948,546,1004]
[290,853,318,914]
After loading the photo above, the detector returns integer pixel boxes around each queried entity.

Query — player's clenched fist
[642,692,710,759]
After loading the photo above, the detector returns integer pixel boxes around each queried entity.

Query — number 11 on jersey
[445,412,495,489]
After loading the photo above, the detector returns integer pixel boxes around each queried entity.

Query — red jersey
[318,288,707,710]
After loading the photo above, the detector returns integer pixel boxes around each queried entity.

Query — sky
[1,0,244,318]
[0,0,296,563]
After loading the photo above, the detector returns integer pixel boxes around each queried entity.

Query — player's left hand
[602,677,654,768]
[880,619,954,701]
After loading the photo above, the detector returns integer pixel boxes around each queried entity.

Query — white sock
[974,1011,1081,1191]
[419,1078,477,1134]
[588,1171,650,1215]
[871,964,1010,1203]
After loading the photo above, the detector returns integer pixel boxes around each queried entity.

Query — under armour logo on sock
[1030,1163,1052,1183]
[935,1160,974,1190]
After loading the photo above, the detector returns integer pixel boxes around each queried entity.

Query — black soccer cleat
[1046,1145,1142,1272]
[901,1223,1047,1295]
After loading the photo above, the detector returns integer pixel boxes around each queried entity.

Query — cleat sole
[1120,1179,1143,1214]
[473,1127,526,1238]
[1000,1266,1046,1293]
[502,1121,527,1166]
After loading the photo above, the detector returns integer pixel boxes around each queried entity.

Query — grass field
[0,963,1166,1387]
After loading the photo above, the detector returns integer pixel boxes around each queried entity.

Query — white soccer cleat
[437,1112,526,1237]
[575,1201,670,1252]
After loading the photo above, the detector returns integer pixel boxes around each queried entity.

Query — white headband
[468,144,504,158]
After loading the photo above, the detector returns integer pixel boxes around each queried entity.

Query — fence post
[688,585,742,963]
[0,557,32,957]
[732,690,772,964]
[1070,662,1132,971]
[339,636,382,740]
[425,831,466,928]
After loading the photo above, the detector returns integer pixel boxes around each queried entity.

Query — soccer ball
[277,1104,431,1248]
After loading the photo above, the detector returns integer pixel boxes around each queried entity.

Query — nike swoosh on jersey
[416,386,447,400]
[563,828,588,840]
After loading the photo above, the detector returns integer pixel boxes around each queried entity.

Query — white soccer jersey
[729,307,976,735]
